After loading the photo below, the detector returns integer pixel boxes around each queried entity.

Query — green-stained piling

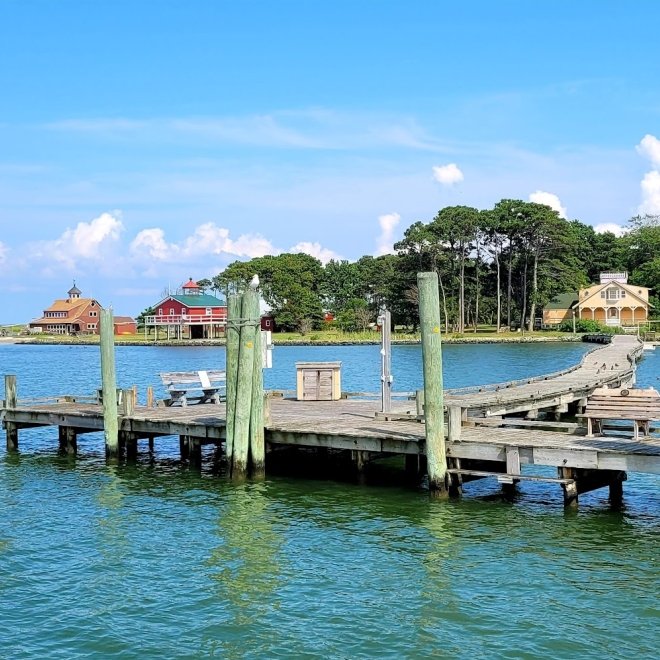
[100,307,119,458]
[225,294,241,464]
[417,272,448,496]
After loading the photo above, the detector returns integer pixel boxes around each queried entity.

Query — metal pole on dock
[225,293,241,463]
[100,307,119,458]
[249,295,265,477]
[417,272,448,496]
[232,290,257,477]
[378,309,392,413]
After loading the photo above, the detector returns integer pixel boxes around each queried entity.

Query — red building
[114,316,137,335]
[29,284,103,335]
[145,279,227,339]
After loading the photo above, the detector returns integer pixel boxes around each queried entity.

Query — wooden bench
[578,387,660,440]
[159,370,226,406]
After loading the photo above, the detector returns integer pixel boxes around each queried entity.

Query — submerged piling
[417,272,448,496]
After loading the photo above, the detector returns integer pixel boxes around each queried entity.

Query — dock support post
[560,467,579,508]
[180,435,190,461]
[189,439,202,469]
[4,375,18,451]
[232,290,257,478]
[225,294,241,466]
[417,272,448,497]
[58,426,77,455]
[100,308,119,459]
[249,293,265,478]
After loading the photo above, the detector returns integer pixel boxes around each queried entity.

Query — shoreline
[2,335,586,347]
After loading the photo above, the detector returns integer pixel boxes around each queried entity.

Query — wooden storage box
[296,361,342,401]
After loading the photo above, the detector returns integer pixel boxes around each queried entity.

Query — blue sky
[2,0,660,323]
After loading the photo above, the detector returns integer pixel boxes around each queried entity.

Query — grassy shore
[8,327,584,346]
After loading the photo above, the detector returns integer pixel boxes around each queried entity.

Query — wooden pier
[2,335,657,507]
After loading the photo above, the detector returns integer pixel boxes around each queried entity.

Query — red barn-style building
[145,279,227,339]
[29,284,104,335]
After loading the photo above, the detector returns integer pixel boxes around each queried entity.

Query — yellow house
[574,272,652,327]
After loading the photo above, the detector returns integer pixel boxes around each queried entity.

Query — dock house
[144,278,227,339]
[574,272,652,327]
[29,284,103,335]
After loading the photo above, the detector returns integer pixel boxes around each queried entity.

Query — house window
[158,308,163,315]
[169,309,175,315]
[621,290,626,298]
[600,291,605,298]
[89,310,97,317]
[182,308,187,314]
[206,307,212,315]
[87,323,97,330]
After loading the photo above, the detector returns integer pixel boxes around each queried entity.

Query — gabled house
[145,278,227,339]
[575,272,652,327]
[29,284,103,335]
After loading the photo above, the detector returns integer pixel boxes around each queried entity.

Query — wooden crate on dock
[296,361,341,401]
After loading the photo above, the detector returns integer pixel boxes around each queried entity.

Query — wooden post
[417,272,448,496]
[447,406,463,442]
[146,386,154,408]
[100,308,119,458]
[232,291,257,477]
[225,294,241,464]
[58,426,77,455]
[250,303,266,477]
[4,375,18,451]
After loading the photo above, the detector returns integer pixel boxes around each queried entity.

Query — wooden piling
[225,294,241,463]
[232,290,257,477]
[417,272,448,496]
[146,386,154,408]
[250,300,266,477]
[100,308,119,458]
[4,375,18,451]
[58,426,77,455]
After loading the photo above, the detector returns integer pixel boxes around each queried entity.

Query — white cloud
[375,212,401,256]
[0,241,7,264]
[432,163,464,185]
[636,134,660,168]
[593,223,626,237]
[639,170,660,215]
[130,223,277,264]
[528,190,567,218]
[290,241,341,265]
[29,212,124,269]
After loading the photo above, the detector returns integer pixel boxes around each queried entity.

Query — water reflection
[204,482,282,658]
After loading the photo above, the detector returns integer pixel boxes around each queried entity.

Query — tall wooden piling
[100,307,119,458]
[250,303,266,477]
[417,272,448,496]
[4,374,18,451]
[225,294,241,464]
[232,290,257,477]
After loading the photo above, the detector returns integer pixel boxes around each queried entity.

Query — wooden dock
[2,335,657,506]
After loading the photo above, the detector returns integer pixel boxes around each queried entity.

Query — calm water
[0,342,658,658]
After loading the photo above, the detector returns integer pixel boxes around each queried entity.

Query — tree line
[201,201,660,333]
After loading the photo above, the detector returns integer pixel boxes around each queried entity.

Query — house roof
[114,316,136,324]
[30,298,101,324]
[578,281,652,308]
[182,278,200,290]
[155,293,226,308]
[544,292,578,310]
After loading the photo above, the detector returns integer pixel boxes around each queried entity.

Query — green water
[0,343,658,658]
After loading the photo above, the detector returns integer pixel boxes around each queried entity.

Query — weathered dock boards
[3,397,658,473]
[444,335,642,416]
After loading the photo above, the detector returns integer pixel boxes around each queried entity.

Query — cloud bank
[637,134,660,214]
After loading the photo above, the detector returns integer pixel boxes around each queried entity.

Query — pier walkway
[2,334,656,506]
